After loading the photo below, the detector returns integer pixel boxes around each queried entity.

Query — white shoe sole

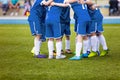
[56,55,66,59]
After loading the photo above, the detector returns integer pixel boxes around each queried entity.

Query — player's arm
[64,0,88,4]
[42,0,53,6]
[50,2,70,7]
[64,0,78,4]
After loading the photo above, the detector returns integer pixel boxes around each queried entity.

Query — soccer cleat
[100,49,109,57]
[65,49,72,54]
[82,53,88,58]
[61,50,64,54]
[34,54,46,58]
[53,50,56,56]
[69,55,82,60]
[87,51,91,54]
[48,55,54,59]
[53,50,64,55]
[31,47,35,54]
[56,55,66,59]
[31,47,44,55]
[88,51,97,58]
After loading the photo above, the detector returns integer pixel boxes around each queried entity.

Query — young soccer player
[74,0,100,58]
[60,6,72,54]
[73,13,90,58]
[80,0,99,58]
[51,6,71,55]
[86,1,109,57]
[65,0,91,60]
[44,0,69,59]
[28,0,47,58]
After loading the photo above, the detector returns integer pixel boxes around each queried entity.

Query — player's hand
[40,0,46,5]
[50,2,55,6]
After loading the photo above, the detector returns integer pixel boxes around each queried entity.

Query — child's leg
[29,19,46,58]
[69,35,83,60]
[82,36,89,58]
[88,33,98,57]
[75,35,83,57]
[87,35,91,53]
[65,35,71,53]
[69,34,83,60]
[90,33,98,52]
[96,36,100,56]
[56,38,66,59]
[98,33,108,50]
[48,38,54,58]
[56,38,62,56]
[96,36,100,51]
[34,35,42,55]
[83,36,89,54]
[97,33,109,56]
[61,37,64,54]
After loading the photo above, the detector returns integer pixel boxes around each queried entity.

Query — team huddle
[28,0,109,60]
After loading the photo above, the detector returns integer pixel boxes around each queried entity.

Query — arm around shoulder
[51,2,69,7]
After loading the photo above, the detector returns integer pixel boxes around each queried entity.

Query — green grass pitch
[0,24,120,80]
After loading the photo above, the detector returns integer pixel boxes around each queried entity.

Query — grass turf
[0,24,120,80]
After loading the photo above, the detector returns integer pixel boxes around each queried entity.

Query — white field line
[0,16,28,20]
[104,26,120,28]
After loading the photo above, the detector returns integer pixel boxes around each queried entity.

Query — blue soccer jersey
[88,7,104,33]
[70,2,91,35]
[28,0,46,38]
[45,0,64,23]
[70,2,91,22]
[45,0,64,38]
[88,8,103,21]
[28,0,46,22]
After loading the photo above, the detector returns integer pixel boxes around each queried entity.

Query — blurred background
[0,0,120,24]
[0,0,120,17]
